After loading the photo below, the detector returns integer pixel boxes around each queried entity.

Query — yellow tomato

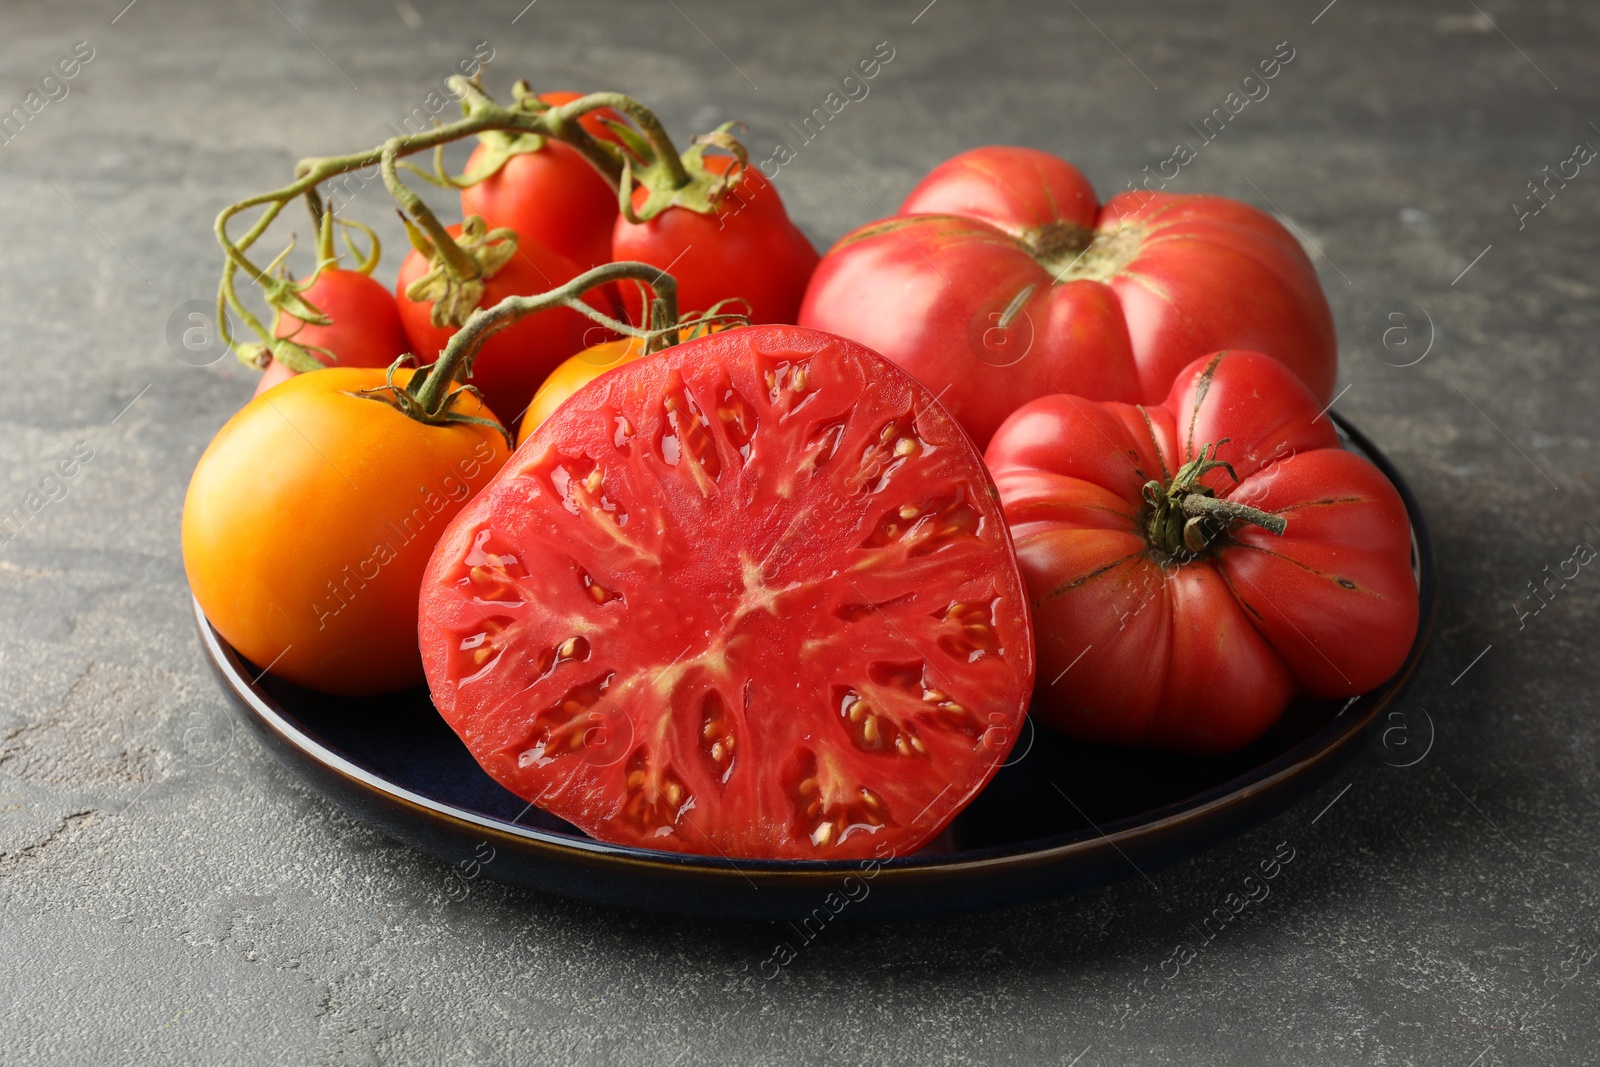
[183,367,510,695]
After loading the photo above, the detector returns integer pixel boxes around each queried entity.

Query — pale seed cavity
[619,747,691,835]
[788,750,893,850]
[457,616,513,672]
[660,377,721,484]
[579,567,622,606]
[699,690,738,784]
[716,379,760,464]
[849,413,925,495]
[763,357,815,410]
[545,455,629,528]
[835,686,928,758]
[511,671,615,768]
[802,418,848,476]
[461,528,528,604]
[862,487,983,558]
[934,598,1003,662]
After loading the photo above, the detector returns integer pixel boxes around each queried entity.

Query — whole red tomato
[612,156,819,324]
[985,350,1417,755]
[396,225,618,423]
[418,325,1034,859]
[799,146,1337,448]
[459,92,622,271]
[255,267,411,396]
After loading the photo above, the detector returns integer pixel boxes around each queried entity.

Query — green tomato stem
[412,260,681,417]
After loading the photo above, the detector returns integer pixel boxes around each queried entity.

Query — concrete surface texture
[1,0,1596,1063]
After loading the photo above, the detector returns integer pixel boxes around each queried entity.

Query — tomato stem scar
[1141,439,1287,559]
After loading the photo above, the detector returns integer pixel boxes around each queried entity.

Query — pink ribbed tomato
[986,350,1416,754]
[799,146,1336,448]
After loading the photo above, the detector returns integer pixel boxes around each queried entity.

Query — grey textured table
[1,1,1595,1063]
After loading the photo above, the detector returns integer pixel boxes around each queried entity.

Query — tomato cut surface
[418,326,1034,859]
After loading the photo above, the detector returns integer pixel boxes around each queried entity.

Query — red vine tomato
[985,350,1417,754]
[799,146,1337,448]
[184,367,511,695]
[459,92,624,272]
[612,157,819,326]
[418,325,1034,859]
[256,267,412,397]
[396,224,619,425]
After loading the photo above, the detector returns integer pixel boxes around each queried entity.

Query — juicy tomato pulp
[418,326,1035,859]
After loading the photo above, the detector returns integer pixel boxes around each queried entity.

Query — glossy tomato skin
[459,93,623,271]
[184,368,510,695]
[419,325,1034,860]
[256,268,411,397]
[396,225,619,425]
[612,157,820,324]
[986,350,1417,754]
[799,146,1337,448]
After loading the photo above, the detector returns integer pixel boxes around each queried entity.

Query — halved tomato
[418,326,1034,859]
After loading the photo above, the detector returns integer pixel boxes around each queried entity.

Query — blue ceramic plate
[197,415,1434,921]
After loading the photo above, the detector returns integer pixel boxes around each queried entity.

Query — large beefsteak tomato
[418,326,1034,859]
[799,146,1337,448]
[985,350,1417,754]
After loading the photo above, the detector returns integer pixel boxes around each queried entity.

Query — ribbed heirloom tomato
[985,350,1418,754]
[184,367,510,695]
[799,146,1337,447]
[418,326,1034,859]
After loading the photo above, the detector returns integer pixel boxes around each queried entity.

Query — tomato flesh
[419,326,1034,859]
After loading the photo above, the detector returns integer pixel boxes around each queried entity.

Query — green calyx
[253,205,388,374]
[400,214,518,330]
[1141,439,1288,560]
[618,122,748,224]
[457,84,551,187]
[356,356,514,448]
